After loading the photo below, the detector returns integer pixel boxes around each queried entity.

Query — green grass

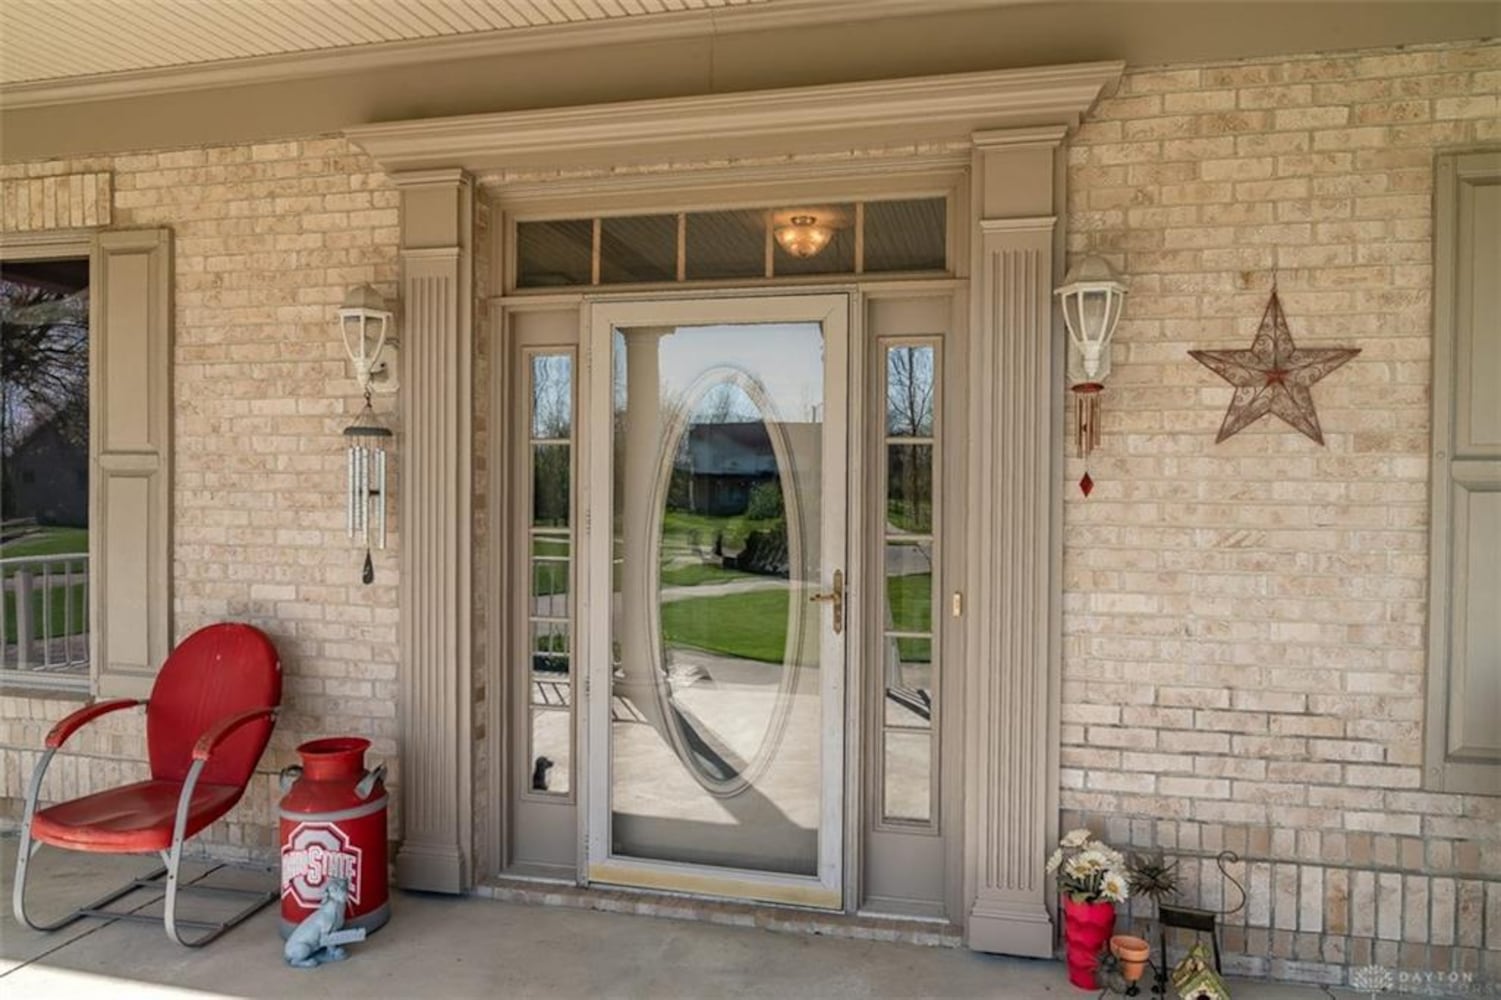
[886,499,934,534]
[660,588,789,663]
[659,562,753,588]
[3,583,87,642]
[660,510,779,556]
[886,572,932,634]
[530,536,571,596]
[0,527,88,571]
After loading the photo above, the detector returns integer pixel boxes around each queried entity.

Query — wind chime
[339,285,394,585]
[1055,256,1129,497]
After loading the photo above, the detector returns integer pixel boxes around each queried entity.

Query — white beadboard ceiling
[0,0,769,86]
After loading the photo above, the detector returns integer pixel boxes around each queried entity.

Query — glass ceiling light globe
[774,215,834,259]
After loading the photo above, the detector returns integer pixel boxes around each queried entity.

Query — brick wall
[1,34,1497,988]
[1062,40,1501,985]
[1,138,403,857]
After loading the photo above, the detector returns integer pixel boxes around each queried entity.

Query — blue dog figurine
[283,877,366,968]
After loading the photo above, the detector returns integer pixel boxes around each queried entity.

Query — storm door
[583,295,848,907]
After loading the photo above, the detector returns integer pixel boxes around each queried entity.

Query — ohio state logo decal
[281,822,362,907]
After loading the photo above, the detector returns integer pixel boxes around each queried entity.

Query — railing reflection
[1,552,89,686]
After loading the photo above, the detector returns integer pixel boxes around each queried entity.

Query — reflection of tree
[2,286,88,453]
[886,346,933,437]
[531,355,572,438]
[886,347,934,532]
[2,281,89,512]
[531,355,572,527]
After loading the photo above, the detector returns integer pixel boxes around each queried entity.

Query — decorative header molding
[1,172,111,231]
[346,62,1123,178]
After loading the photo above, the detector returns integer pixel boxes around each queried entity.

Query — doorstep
[475,876,965,948]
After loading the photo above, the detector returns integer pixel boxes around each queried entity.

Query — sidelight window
[525,351,575,797]
[878,341,940,826]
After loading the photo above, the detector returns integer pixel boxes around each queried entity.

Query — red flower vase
[1062,897,1116,990]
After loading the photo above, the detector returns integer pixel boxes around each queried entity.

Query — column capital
[971,124,1070,151]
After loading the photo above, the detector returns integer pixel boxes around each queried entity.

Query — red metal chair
[13,622,282,946]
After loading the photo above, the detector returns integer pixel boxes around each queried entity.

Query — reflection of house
[678,422,772,516]
[675,422,815,516]
[5,418,87,527]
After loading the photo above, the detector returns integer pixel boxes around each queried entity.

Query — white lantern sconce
[1055,255,1128,497]
[339,284,396,583]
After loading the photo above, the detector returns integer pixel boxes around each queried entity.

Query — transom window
[515,197,947,289]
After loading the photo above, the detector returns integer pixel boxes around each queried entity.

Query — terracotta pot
[1110,934,1152,983]
[1062,897,1116,990]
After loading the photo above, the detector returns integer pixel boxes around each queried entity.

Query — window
[0,229,173,696]
[515,197,948,290]
[1426,151,1501,795]
[524,351,575,797]
[1,257,90,687]
[879,340,940,825]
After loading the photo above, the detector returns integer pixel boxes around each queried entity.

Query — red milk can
[278,737,390,938]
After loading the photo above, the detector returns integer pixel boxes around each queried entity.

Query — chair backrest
[147,623,281,787]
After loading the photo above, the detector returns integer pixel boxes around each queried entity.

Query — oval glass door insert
[650,370,806,795]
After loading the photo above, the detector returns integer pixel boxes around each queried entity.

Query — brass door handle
[809,569,844,635]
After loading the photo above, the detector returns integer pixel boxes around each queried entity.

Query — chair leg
[163,759,206,947]
[11,747,86,933]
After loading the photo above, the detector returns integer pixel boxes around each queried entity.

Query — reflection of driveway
[884,537,932,577]
[660,577,786,603]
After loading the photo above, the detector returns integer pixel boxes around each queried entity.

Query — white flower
[1074,849,1109,873]
[1100,870,1130,903]
[1045,848,1064,874]
[1060,828,1092,848]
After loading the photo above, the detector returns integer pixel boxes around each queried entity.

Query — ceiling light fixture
[774,215,834,259]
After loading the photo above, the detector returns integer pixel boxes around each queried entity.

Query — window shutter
[91,228,173,699]
[1427,152,1501,795]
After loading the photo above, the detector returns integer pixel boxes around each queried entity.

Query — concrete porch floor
[2,835,1374,999]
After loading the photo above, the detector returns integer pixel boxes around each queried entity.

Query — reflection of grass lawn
[531,535,570,596]
[1,527,88,572]
[887,572,932,633]
[4,584,87,641]
[661,510,778,556]
[1,529,89,641]
[659,562,753,587]
[661,589,788,663]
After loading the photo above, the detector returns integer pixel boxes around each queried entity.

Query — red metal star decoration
[1189,290,1359,445]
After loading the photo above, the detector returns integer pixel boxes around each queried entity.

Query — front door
[583,294,848,908]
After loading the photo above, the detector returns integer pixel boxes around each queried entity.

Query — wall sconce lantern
[773,213,835,259]
[1055,255,1128,496]
[339,284,395,584]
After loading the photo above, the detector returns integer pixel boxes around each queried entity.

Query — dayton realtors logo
[1350,964,1493,997]
[1351,965,1395,997]
[281,821,362,907]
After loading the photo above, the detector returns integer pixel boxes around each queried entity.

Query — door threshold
[475,876,963,947]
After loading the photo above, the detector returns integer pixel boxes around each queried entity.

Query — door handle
[809,569,844,635]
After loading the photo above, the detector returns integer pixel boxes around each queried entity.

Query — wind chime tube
[346,445,356,539]
[1072,382,1104,459]
[361,446,371,546]
[356,445,367,544]
[376,448,386,550]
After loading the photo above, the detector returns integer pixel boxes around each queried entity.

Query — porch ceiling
[0,0,775,86]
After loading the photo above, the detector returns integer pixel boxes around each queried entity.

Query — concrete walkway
[2,835,1371,999]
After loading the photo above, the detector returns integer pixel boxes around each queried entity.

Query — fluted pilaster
[964,129,1064,956]
[394,169,474,893]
